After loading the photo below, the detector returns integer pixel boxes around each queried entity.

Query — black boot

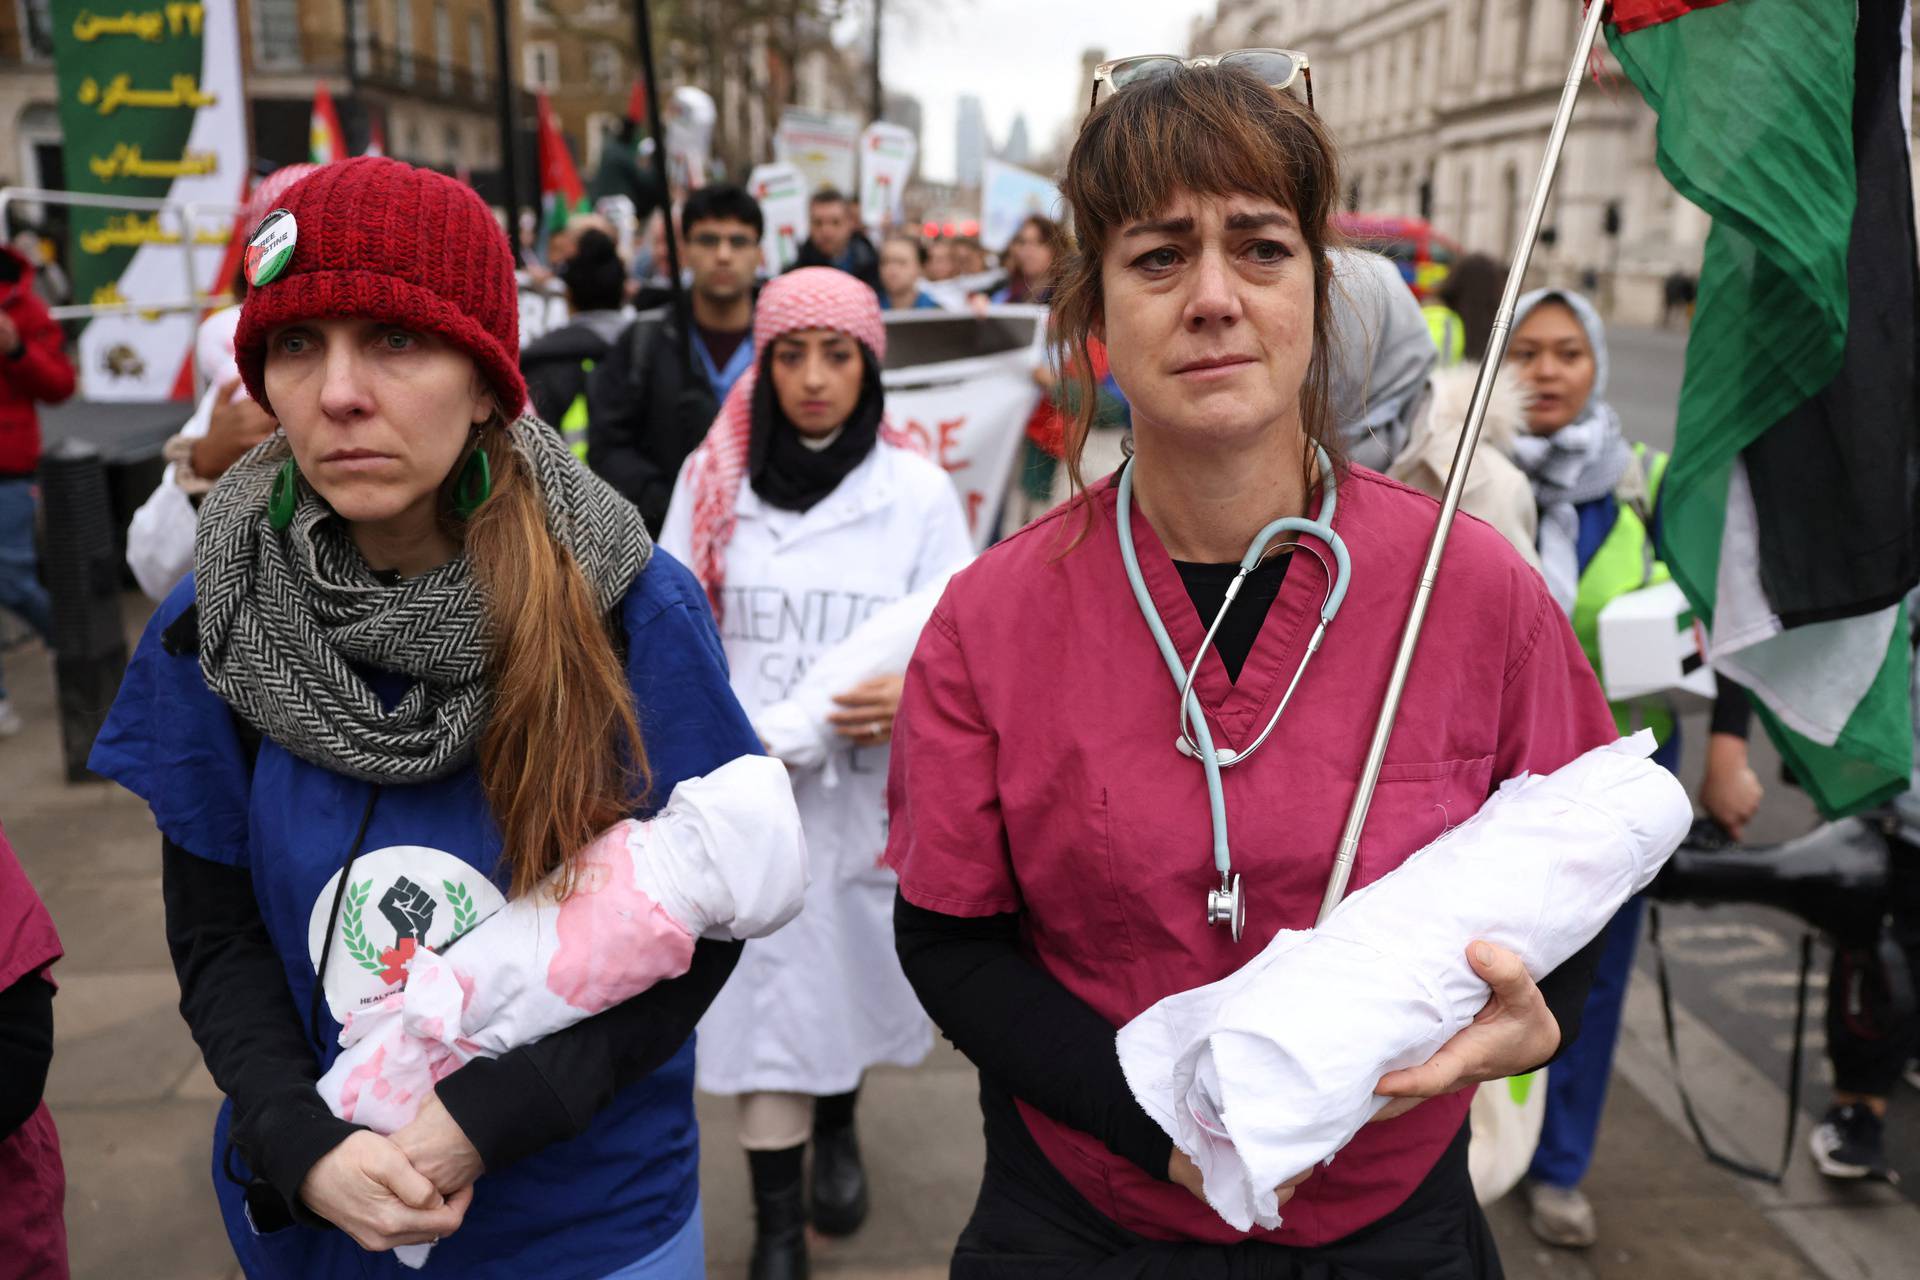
[809,1090,869,1237]
[748,1146,809,1280]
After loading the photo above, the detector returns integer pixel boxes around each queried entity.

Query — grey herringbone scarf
[193,415,650,784]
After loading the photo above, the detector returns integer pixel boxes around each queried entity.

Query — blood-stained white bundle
[312,754,806,1265]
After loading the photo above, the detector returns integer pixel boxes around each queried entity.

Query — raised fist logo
[378,877,437,942]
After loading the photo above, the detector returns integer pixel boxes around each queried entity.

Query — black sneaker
[1809,1103,1890,1180]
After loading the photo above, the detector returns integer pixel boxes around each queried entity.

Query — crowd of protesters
[2,45,1913,1280]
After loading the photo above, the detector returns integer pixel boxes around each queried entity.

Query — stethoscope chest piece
[1206,872,1245,942]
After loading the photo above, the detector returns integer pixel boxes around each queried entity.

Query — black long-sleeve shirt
[162,839,742,1226]
[0,972,53,1138]
[895,893,1604,1185]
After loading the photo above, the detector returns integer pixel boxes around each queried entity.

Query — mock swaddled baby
[318,754,804,1132]
[1116,731,1690,1232]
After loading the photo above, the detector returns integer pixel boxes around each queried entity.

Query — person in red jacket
[0,242,76,736]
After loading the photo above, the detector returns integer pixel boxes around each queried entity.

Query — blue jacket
[91,551,758,1278]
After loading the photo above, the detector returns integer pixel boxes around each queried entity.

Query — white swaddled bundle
[1116,732,1690,1232]
[313,755,807,1267]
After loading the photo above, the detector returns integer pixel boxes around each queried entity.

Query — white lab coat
[659,440,974,1095]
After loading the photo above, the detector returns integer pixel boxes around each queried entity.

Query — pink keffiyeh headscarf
[685,267,894,619]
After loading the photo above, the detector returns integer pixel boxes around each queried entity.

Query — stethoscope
[1115,447,1352,942]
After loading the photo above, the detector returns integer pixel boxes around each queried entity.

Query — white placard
[774,108,861,197]
[1596,579,1717,705]
[747,162,810,275]
[665,86,715,190]
[859,122,916,233]
[980,158,1061,254]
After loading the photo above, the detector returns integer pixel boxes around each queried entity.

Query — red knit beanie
[233,157,525,420]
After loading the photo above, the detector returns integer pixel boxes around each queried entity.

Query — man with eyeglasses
[586,183,765,533]
[791,187,883,294]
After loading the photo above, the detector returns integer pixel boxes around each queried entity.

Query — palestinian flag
[536,92,591,235]
[1610,0,1920,817]
[310,83,347,165]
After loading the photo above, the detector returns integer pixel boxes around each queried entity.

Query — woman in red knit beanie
[89,157,766,1278]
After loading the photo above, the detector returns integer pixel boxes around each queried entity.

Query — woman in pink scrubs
[884,65,1622,1276]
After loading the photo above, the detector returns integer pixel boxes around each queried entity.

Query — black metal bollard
[38,439,128,782]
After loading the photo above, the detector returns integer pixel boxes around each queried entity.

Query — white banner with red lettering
[881,306,1047,548]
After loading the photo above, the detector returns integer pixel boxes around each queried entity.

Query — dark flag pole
[870,0,884,122]
[490,0,525,265]
[632,0,695,385]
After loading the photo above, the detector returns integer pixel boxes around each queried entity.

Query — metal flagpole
[1316,0,1612,924]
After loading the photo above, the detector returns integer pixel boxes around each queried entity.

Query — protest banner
[748,162,810,274]
[859,122,916,234]
[774,108,861,196]
[980,158,1061,254]
[52,0,247,400]
[881,307,1047,546]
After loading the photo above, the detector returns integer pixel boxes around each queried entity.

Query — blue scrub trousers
[1526,731,1679,1190]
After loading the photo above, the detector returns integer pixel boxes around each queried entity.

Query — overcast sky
[879,0,1219,183]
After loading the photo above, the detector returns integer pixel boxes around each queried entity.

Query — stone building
[0,0,62,194]
[1189,0,1711,324]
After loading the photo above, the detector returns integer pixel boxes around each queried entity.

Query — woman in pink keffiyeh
[659,267,974,1277]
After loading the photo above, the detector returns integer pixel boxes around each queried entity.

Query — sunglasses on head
[1089,48,1313,114]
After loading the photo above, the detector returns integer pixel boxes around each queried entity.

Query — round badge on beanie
[245,210,297,287]
[233,157,527,420]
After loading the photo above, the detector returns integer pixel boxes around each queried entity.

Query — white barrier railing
[0,186,242,322]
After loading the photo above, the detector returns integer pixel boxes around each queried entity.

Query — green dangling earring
[453,443,492,519]
[267,459,299,531]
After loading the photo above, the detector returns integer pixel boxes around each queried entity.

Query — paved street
[9,325,1920,1277]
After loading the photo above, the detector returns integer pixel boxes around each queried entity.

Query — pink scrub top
[884,466,1618,1247]
[0,825,66,1280]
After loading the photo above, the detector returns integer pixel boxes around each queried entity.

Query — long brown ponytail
[460,423,649,899]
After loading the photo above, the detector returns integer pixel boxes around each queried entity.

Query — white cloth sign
[881,306,1047,547]
[748,162,810,274]
[980,158,1061,254]
[859,122,917,233]
[774,108,861,196]
[1116,732,1691,1232]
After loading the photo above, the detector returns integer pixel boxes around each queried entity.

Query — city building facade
[1190,0,1709,323]
[955,93,986,189]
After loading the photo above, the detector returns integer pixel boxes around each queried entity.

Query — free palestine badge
[245,209,297,287]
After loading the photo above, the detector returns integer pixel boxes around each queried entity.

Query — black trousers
[1828,850,1920,1096]
[951,1082,1502,1280]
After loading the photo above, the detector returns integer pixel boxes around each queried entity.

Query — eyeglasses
[1089,48,1313,114]
[689,231,757,251]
